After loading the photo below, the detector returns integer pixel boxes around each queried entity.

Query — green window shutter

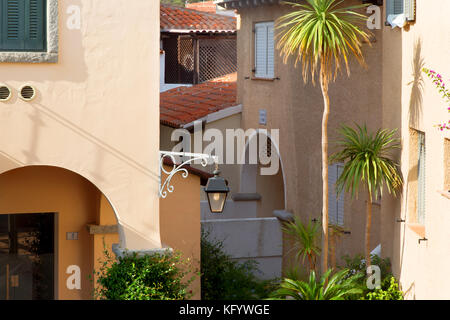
[0,0,46,51]
[417,132,426,225]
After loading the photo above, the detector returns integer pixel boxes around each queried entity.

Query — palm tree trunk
[330,232,336,271]
[320,63,330,275]
[365,190,373,267]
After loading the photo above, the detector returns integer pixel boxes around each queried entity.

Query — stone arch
[0,165,120,299]
[239,129,286,216]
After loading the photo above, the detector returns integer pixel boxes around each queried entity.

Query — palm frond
[276,0,372,84]
[330,124,403,200]
[281,217,321,267]
[270,268,363,300]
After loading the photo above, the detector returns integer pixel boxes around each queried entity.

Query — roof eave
[217,0,281,9]
[160,28,236,34]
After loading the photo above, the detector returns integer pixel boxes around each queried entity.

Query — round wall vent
[0,85,12,102]
[19,85,36,101]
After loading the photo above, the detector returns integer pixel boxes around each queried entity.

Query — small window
[386,0,415,22]
[0,0,47,52]
[254,22,274,79]
[328,164,344,227]
[0,0,57,63]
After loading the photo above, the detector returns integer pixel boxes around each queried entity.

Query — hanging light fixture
[204,167,230,214]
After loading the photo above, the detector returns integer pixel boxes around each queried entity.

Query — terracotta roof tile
[160,4,236,33]
[160,74,238,128]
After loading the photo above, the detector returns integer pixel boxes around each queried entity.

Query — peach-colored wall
[0,166,107,300]
[160,165,201,299]
[92,195,119,298]
[0,1,161,251]
[381,0,450,299]
[236,1,382,270]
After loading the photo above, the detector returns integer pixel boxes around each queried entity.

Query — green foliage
[270,268,364,300]
[363,277,404,300]
[341,253,392,282]
[276,0,371,84]
[340,253,404,300]
[330,124,403,200]
[92,247,195,300]
[201,230,276,300]
[281,217,321,271]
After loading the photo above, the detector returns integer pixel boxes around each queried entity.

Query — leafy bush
[269,269,364,300]
[341,253,392,281]
[340,253,404,299]
[93,248,195,300]
[201,230,276,300]
[363,276,404,300]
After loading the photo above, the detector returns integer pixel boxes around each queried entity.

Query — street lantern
[204,169,230,213]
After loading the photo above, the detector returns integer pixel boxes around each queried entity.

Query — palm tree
[276,0,371,274]
[281,217,321,272]
[270,268,363,300]
[330,124,403,266]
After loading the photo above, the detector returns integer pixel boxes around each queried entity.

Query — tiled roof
[186,1,217,14]
[160,73,237,128]
[160,4,236,33]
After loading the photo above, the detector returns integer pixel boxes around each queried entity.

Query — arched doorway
[0,166,118,300]
[240,130,286,217]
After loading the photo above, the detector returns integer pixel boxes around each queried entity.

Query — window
[417,131,426,224]
[0,0,46,51]
[0,0,58,63]
[386,0,415,21]
[254,21,274,79]
[328,164,344,227]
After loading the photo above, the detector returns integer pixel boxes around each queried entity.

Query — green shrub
[363,276,404,300]
[201,230,276,300]
[269,268,364,300]
[93,248,195,300]
[339,253,404,300]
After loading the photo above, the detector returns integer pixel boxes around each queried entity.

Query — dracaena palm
[330,124,403,266]
[270,268,363,300]
[281,217,321,272]
[276,0,371,274]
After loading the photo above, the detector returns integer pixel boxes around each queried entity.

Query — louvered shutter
[403,0,415,21]
[255,23,267,78]
[417,132,426,225]
[0,0,46,51]
[266,23,274,78]
[254,22,274,79]
[328,164,344,227]
[336,165,345,226]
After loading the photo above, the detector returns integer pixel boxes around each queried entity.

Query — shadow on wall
[408,39,425,128]
[381,21,404,285]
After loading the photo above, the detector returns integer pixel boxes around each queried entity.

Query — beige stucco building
[218,0,449,299]
[0,0,203,300]
[380,0,450,300]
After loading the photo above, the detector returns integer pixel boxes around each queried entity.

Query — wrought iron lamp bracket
[159,151,218,199]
